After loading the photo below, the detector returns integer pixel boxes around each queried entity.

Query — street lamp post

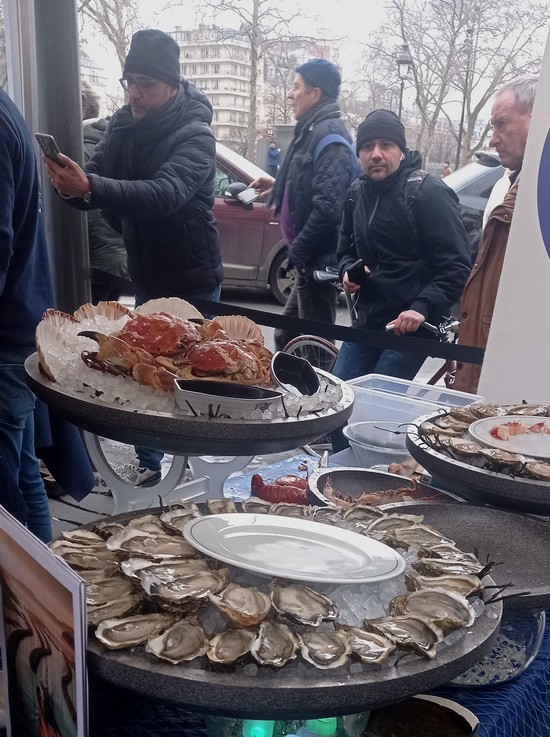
[455,26,474,170]
[397,44,413,120]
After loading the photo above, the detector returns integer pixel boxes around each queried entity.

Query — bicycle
[282,267,460,387]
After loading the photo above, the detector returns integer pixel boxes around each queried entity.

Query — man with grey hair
[454,75,537,393]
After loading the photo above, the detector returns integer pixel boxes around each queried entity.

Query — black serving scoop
[270,351,320,396]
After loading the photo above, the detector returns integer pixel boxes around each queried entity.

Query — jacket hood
[83,117,109,146]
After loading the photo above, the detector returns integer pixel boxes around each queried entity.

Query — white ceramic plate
[469,415,550,459]
[183,513,405,584]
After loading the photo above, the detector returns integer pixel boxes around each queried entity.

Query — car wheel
[268,248,295,305]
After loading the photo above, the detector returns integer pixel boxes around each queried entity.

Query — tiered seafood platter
[26,299,354,455]
[406,403,550,514]
[53,501,502,718]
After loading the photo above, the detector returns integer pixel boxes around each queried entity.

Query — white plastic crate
[347,373,483,425]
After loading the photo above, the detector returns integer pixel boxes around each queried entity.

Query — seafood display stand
[25,353,354,512]
[25,353,508,736]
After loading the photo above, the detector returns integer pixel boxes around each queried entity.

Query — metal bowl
[307,467,417,506]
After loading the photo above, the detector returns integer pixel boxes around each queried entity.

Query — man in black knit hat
[44,29,223,487]
[332,108,471,383]
[252,59,357,356]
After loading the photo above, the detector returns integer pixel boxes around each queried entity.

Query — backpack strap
[313,133,361,183]
[405,168,429,242]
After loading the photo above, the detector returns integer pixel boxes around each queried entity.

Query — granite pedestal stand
[406,410,550,515]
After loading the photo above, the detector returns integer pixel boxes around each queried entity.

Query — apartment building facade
[171,26,253,151]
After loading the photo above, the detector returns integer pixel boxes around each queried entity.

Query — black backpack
[349,168,429,243]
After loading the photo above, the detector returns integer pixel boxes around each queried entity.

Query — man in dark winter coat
[333,109,471,382]
[44,29,222,306]
[252,59,356,352]
[44,29,223,487]
[0,86,55,541]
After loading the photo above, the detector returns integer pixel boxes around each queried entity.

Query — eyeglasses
[119,76,159,93]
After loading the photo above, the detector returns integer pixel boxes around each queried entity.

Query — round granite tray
[406,410,550,515]
[25,354,353,456]
[386,502,550,611]
[83,508,502,720]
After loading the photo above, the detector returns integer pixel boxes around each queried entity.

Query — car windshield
[216,142,269,181]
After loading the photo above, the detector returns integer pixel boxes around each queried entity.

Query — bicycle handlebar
[312,268,339,284]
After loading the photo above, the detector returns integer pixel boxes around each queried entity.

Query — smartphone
[346,258,368,286]
[237,187,261,205]
[35,133,63,164]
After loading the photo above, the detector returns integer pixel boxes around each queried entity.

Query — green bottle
[242,719,276,737]
[305,717,338,737]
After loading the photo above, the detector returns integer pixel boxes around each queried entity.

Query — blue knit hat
[296,59,341,100]
[123,30,181,87]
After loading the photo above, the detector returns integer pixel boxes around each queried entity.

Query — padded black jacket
[337,150,471,330]
[270,100,355,273]
[82,81,222,299]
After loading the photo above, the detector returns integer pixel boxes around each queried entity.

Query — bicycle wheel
[282,335,339,373]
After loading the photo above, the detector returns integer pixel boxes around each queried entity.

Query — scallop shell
[73,301,133,321]
[215,315,263,342]
[41,308,80,327]
[135,297,203,320]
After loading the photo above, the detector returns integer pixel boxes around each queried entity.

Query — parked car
[214,143,291,304]
[444,151,504,258]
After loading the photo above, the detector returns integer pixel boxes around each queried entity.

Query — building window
[213,64,219,74]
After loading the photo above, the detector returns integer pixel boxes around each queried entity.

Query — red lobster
[250,473,308,504]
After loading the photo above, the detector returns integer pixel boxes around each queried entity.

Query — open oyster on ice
[334,623,396,665]
[250,621,299,667]
[390,588,476,634]
[270,581,339,627]
[146,619,210,664]
[363,614,443,659]
[95,613,180,649]
[298,630,351,670]
[207,629,256,665]
[209,583,271,627]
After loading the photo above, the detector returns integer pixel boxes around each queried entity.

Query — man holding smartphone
[43,29,223,487]
[333,109,471,383]
[251,59,357,355]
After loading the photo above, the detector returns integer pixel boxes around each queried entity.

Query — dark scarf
[102,81,192,180]
[269,100,342,212]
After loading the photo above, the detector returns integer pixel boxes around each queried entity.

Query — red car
[215,143,291,304]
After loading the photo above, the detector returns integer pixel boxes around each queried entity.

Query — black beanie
[356,109,407,155]
[296,59,341,100]
[123,30,181,86]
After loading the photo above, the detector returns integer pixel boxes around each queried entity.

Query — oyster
[365,513,424,537]
[433,416,470,433]
[383,524,453,550]
[271,503,312,518]
[507,403,547,416]
[159,507,201,534]
[207,498,238,514]
[119,557,158,580]
[126,514,166,535]
[522,461,550,481]
[92,520,126,539]
[311,506,346,524]
[206,629,256,665]
[390,588,475,633]
[446,407,478,424]
[138,559,210,594]
[479,448,525,473]
[60,529,106,547]
[52,547,118,571]
[363,614,443,659]
[418,544,480,566]
[106,529,198,560]
[86,576,137,607]
[209,584,271,627]
[95,612,179,649]
[87,592,143,627]
[150,568,230,607]
[270,581,339,626]
[241,497,273,514]
[334,623,395,664]
[250,621,299,667]
[297,631,351,670]
[146,619,210,664]
[469,404,506,419]
[405,573,483,597]
[412,557,485,577]
[445,437,485,459]
[342,504,386,523]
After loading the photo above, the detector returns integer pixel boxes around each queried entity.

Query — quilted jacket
[454,178,518,394]
[337,150,471,331]
[81,81,222,299]
[270,100,355,273]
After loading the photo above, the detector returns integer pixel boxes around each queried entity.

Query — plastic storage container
[346,373,483,426]
[342,421,411,468]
